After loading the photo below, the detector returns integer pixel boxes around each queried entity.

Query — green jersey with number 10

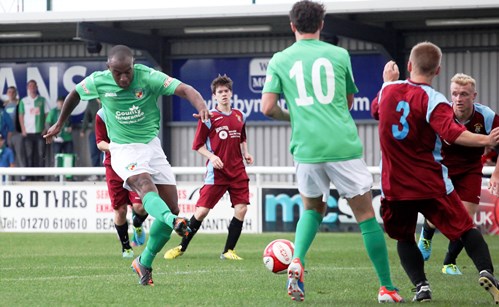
[263,39,363,163]
[75,64,181,144]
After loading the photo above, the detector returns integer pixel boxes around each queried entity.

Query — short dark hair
[7,86,17,94]
[211,74,233,94]
[107,45,134,63]
[289,0,326,34]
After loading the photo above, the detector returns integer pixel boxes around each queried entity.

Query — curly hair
[289,1,326,34]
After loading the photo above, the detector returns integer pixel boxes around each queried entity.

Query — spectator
[3,86,25,172]
[0,100,14,148]
[18,80,50,179]
[0,132,15,181]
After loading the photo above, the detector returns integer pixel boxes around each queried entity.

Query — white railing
[1,166,495,185]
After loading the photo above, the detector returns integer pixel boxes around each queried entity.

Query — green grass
[0,232,498,306]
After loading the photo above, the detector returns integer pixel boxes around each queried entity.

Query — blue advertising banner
[171,54,386,122]
[0,62,108,116]
[0,60,148,122]
[262,188,383,232]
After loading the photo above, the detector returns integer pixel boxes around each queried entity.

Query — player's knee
[234,204,248,216]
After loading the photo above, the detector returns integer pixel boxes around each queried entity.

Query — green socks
[140,219,172,268]
[139,192,176,268]
[293,209,323,267]
[359,217,394,290]
[142,192,176,226]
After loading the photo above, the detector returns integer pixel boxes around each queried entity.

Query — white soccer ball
[262,239,295,274]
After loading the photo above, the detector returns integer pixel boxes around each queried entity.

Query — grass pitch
[1,232,498,306]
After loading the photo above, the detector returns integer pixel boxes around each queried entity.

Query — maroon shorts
[450,172,482,204]
[105,165,141,210]
[196,180,250,209]
[381,191,474,242]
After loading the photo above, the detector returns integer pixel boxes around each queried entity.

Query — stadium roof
[1,0,498,62]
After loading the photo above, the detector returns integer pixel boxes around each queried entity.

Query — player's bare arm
[454,129,499,147]
[174,83,211,122]
[197,145,224,169]
[262,92,290,121]
[240,141,254,165]
[44,90,81,143]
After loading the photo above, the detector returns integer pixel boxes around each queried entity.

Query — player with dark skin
[44,45,210,286]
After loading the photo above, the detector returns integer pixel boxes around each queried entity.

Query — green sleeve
[18,100,25,114]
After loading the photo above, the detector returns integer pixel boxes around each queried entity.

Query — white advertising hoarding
[0,183,258,233]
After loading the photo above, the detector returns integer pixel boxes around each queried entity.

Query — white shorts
[109,137,176,190]
[295,159,373,201]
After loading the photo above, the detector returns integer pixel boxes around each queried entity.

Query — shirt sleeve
[192,119,210,151]
[344,52,359,95]
[75,74,100,101]
[262,56,282,94]
[430,103,466,143]
[147,66,181,96]
[94,114,108,144]
[18,100,25,115]
[371,94,380,120]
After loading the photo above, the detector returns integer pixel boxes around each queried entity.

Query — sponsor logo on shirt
[474,123,483,133]
[126,162,137,171]
[115,105,145,125]
[219,130,228,140]
[216,125,229,140]
[105,92,117,97]
[135,88,144,99]
[81,81,90,94]
[163,76,174,88]
[29,107,41,115]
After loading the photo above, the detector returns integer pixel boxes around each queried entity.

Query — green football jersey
[75,64,180,144]
[18,96,49,134]
[263,39,363,163]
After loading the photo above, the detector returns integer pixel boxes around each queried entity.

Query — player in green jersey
[44,45,210,286]
[261,1,403,303]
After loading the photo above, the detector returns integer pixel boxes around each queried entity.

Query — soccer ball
[262,239,295,274]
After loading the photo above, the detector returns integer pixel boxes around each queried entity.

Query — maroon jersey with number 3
[372,79,466,201]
